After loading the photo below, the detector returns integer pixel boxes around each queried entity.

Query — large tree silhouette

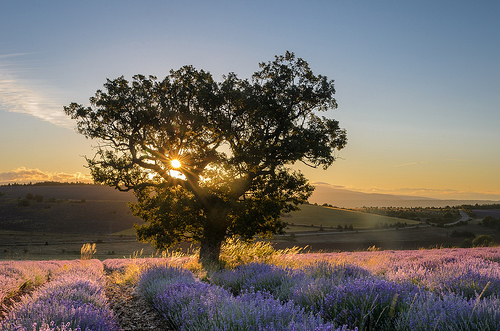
[65,52,347,267]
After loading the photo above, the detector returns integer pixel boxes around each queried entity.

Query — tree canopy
[65,52,347,266]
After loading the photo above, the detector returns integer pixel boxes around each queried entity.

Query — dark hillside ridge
[309,185,500,208]
[0,184,140,234]
[0,184,134,201]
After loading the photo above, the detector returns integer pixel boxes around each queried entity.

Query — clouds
[0,167,92,185]
[0,60,74,128]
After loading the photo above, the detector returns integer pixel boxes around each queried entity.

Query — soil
[105,274,170,330]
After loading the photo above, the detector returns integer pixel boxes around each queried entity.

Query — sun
[171,159,182,169]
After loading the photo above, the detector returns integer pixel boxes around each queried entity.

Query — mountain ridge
[309,184,500,208]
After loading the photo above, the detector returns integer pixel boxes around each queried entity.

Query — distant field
[284,204,420,231]
[114,204,421,236]
[0,185,140,234]
[472,209,500,218]
[1,185,498,261]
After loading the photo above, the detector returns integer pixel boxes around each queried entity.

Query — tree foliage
[65,52,347,266]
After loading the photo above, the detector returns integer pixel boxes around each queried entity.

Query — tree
[64,52,347,267]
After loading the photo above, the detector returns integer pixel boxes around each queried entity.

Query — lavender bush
[209,262,297,296]
[301,261,371,282]
[394,291,500,330]
[137,264,196,304]
[0,261,76,304]
[317,278,420,330]
[144,275,352,331]
[0,261,119,331]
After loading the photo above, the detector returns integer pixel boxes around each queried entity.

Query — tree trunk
[199,236,223,269]
[198,197,229,269]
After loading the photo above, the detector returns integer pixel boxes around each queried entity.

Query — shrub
[210,262,296,296]
[151,281,342,330]
[0,262,119,331]
[18,198,30,207]
[319,278,420,330]
[394,291,500,331]
[137,265,195,303]
[472,235,495,247]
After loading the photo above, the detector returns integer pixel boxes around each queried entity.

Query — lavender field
[1,247,499,330]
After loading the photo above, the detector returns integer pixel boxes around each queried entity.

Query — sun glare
[171,159,182,169]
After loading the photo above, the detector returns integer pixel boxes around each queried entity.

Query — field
[283,204,419,231]
[1,184,499,260]
[1,246,499,330]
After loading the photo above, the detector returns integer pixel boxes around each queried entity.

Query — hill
[284,204,419,231]
[0,184,420,236]
[308,183,500,208]
[0,184,140,234]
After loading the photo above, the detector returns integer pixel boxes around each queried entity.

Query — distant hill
[285,204,419,230]
[309,184,500,208]
[0,184,134,201]
[1,183,498,235]
[0,184,139,234]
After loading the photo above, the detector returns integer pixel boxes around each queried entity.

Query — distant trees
[65,52,346,267]
[471,235,495,247]
[481,216,500,230]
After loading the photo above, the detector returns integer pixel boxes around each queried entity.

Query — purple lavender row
[0,261,78,304]
[280,247,500,299]
[210,261,500,330]
[137,265,352,331]
[0,261,120,331]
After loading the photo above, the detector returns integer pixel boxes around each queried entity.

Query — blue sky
[1,1,499,200]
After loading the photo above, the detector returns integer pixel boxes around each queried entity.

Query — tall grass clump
[80,242,96,260]
[219,236,305,268]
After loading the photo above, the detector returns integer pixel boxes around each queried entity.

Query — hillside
[0,184,420,235]
[284,204,419,231]
[309,183,500,208]
[0,184,140,234]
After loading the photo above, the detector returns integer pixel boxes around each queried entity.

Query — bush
[450,230,475,239]
[319,278,420,330]
[18,198,30,207]
[150,281,341,330]
[394,291,500,331]
[210,263,296,296]
[472,235,495,247]
[137,265,195,303]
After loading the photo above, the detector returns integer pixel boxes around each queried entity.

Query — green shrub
[18,198,30,207]
[472,235,495,247]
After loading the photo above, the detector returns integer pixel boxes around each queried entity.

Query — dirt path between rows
[105,274,169,330]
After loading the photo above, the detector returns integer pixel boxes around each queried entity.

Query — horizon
[2,181,499,209]
[1,1,499,201]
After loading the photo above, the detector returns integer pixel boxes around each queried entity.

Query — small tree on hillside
[65,52,347,267]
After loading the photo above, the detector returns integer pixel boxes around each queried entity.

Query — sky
[1,1,499,201]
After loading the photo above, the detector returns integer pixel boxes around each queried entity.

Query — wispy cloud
[0,58,74,128]
[0,167,92,184]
